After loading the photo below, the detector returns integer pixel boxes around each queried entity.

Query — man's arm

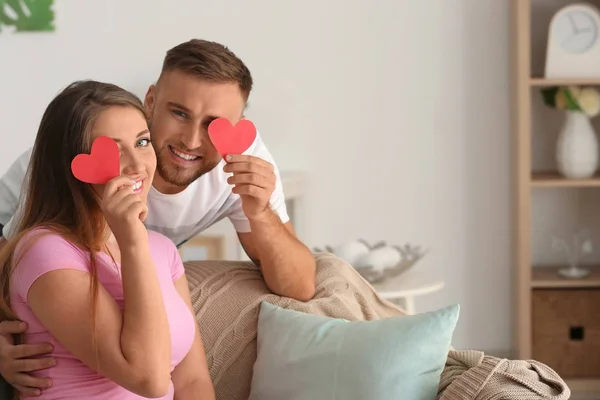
[224,152,316,302]
[237,216,316,301]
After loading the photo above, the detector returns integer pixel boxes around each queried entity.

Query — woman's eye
[136,138,151,147]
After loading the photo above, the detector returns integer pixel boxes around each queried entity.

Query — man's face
[144,70,246,194]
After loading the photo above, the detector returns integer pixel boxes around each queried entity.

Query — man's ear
[144,85,156,120]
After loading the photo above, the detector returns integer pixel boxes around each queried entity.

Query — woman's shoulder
[147,230,178,250]
[16,227,84,257]
[146,230,185,281]
[11,227,90,299]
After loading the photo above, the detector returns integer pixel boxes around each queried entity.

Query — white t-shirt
[0,132,289,247]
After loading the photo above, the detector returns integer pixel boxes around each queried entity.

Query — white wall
[0,0,513,353]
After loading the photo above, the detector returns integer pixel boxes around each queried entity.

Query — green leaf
[541,87,559,108]
[0,0,13,32]
[0,0,55,32]
[562,87,582,112]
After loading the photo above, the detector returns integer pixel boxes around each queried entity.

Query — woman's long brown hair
[0,80,146,352]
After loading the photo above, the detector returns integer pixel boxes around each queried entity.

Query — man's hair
[160,39,253,100]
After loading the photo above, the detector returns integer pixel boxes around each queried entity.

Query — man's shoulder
[2,147,33,181]
[9,146,33,168]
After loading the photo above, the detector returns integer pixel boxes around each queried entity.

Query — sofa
[183,252,571,400]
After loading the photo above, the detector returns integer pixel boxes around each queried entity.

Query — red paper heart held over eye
[207,118,257,158]
[71,136,120,184]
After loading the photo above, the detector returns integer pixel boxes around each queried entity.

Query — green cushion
[249,302,459,400]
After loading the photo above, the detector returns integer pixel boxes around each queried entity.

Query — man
[0,39,316,397]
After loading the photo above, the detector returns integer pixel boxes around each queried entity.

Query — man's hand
[223,154,275,221]
[0,320,55,397]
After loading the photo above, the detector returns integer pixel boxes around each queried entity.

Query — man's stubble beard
[147,116,202,188]
[148,114,220,188]
[155,146,212,188]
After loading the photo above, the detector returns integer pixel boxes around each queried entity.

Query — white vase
[556,111,599,179]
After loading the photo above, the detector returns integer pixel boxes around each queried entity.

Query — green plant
[0,0,55,32]
[541,85,600,117]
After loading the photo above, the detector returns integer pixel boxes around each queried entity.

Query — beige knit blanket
[184,253,570,400]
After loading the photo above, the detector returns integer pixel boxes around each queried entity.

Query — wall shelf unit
[512,1,600,396]
[531,171,600,188]
[532,265,600,289]
[530,78,600,86]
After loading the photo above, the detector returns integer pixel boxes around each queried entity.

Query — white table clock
[545,3,600,78]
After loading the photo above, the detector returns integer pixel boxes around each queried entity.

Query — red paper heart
[208,118,257,158]
[71,136,120,184]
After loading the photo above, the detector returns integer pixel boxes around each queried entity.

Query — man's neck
[152,174,188,195]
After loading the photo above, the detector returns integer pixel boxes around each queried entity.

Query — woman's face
[90,106,156,204]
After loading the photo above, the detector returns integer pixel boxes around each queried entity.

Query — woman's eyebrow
[110,129,150,143]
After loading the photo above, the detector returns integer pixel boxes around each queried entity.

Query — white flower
[577,87,600,117]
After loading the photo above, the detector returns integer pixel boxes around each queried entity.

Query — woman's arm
[171,273,215,400]
[26,243,171,398]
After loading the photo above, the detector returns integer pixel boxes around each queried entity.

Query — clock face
[552,10,599,54]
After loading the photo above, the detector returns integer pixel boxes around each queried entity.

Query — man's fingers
[0,320,27,336]
[11,356,56,373]
[224,159,273,175]
[11,372,53,393]
[12,383,42,398]
[10,343,53,360]
[225,154,272,167]
[227,173,271,189]
[232,184,268,199]
[13,372,53,388]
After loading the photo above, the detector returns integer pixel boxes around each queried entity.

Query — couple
[0,39,317,398]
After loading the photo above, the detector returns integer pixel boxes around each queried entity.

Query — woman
[0,80,215,399]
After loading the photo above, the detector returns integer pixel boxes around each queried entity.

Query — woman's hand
[101,176,148,248]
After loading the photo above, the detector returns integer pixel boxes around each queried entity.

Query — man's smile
[168,145,201,162]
